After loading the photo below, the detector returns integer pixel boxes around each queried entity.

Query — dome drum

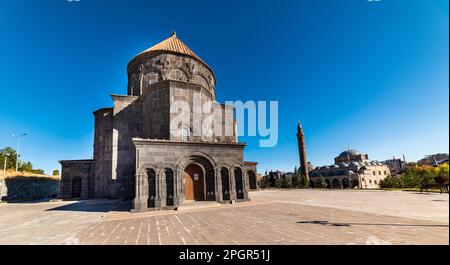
[127,33,216,97]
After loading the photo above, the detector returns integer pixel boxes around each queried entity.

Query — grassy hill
[0,169,60,181]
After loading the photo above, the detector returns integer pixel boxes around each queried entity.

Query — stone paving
[0,190,448,245]
[0,199,126,245]
[250,189,450,223]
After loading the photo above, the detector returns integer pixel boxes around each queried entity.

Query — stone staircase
[176,201,222,211]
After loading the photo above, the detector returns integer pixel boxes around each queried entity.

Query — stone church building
[60,33,258,211]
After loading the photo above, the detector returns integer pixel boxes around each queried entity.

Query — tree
[291,166,299,188]
[437,163,449,183]
[299,175,310,189]
[31,169,45,175]
[316,175,327,188]
[53,169,60,176]
[258,175,270,189]
[402,168,420,188]
[274,178,282,188]
[380,163,449,190]
[281,176,292,188]
[0,147,18,170]
[20,161,33,172]
[380,175,403,188]
[417,166,435,192]
[268,171,276,187]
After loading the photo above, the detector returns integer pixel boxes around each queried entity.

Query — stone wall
[93,108,113,198]
[141,81,171,140]
[111,95,142,199]
[0,177,60,201]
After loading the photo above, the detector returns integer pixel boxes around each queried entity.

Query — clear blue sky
[0,0,448,174]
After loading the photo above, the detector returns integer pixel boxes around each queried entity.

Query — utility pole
[12,133,27,172]
[1,153,9,201]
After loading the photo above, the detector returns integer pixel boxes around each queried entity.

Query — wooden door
[184,164,204,201]
[184,169,194,200]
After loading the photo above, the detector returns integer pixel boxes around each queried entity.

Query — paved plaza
[0,190,448,245]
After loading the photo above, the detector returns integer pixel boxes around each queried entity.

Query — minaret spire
[296,121,309,183]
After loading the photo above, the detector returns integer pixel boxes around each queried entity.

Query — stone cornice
[132,138,246,148]
[59,159,94,164]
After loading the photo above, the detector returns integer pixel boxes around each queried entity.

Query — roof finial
[172,29,176,37]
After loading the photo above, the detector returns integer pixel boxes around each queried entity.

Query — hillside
[0,169,60,181]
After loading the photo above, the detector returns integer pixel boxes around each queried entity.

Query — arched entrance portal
[248,171,257,190]
[332,178,341,189]
[342,178,350,189]
[184,164,205,201]
[179,155,216,201]
[72,177,82,198]
[352,179,359,189]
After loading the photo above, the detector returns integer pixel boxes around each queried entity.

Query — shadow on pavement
[5,198,58,204]
[297,220,449,228]
[46,200,131,213]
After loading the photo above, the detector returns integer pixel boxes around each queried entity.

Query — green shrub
[380,175,403,188]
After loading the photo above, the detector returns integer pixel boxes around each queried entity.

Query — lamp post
[12,133,27,172]
[1,153,9,201]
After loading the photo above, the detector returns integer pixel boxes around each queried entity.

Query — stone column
[230,168,237,202]
[159,170,166,208]
[133,171,149,211]
[154,169,162,208]
[215,168,223,202]
[242,170,250,200]
[177,169,185,206]
[174,170,180,207]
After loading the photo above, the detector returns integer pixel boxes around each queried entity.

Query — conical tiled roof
[137,32,205,64]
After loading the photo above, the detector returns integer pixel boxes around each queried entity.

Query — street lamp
[1,153,9,201]
[12,133,27,172]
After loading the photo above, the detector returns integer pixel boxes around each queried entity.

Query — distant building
[268,170,283,179]
[282,172,295,178]
[382,157,406,175]
[309,149,391,189]
[417,153,449,166]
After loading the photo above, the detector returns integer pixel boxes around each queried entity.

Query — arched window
[182,127,190,142]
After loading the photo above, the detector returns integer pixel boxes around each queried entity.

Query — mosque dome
[338,149,361,158]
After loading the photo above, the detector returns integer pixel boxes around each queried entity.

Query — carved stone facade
[60,33,257,211]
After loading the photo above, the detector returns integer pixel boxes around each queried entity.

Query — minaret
[296,122,309,181]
